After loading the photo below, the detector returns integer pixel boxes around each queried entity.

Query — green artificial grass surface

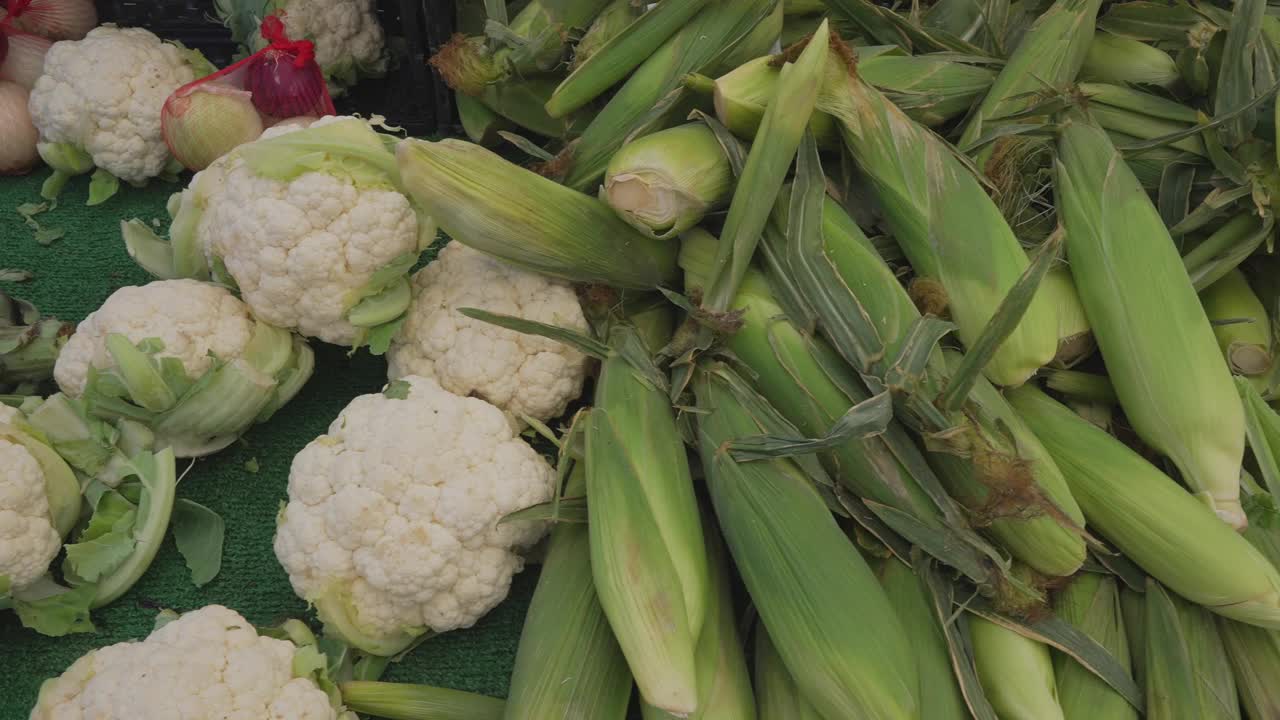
[0,169,534,717]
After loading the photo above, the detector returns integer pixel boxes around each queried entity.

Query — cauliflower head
[54,279,255,398]
[30,605,339,720]
[274,375,554,655]
[0,435,61,593]
[388,241,590,424]
[28,26,201,184]
[280,0,387,90]
[196,117,424,345]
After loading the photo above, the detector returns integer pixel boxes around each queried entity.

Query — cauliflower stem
[312,586,429,658]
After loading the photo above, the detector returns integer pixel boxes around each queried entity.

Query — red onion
[245,49,327,120]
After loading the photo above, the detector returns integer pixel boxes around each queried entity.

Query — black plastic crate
[94,0,453,135]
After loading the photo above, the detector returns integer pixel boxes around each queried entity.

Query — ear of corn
[1080,32,1181,88]
[969,615,1067,720]
[928,350,1088,578]
[713,50,996,143]
[878,558,970,719]
[569,0,640,69]
[548,0,712,118]
[503,465,632,720]
[586,324,710,715]
[602,123,733,240]
[754,621,825,719]
[395,138,678,290]
[1201,269,1274,394]
[694,362,920,720]
[1142,579,1242,720]
[1054,111,1246,527]
[562,0,778,191]
[819,43,1060,386]
[679,228,941,525]
[1043,267,1095,368]
[431,0,611,90]
[1052,573,1139,720]
[1008,385,1280,629]
[339,682,505,720]
[956,0,1104,158]
[641,522,756,720]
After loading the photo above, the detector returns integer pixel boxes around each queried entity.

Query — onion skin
[0,30,51,89]
[245,49,327,119]
[0,0,97,41]
[162,85,265,171]
[0,81,40,175]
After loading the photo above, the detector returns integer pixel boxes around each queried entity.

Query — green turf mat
[0,169,534,717]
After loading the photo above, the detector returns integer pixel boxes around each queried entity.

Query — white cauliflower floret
[28,26,200,184]
[274,376,553,652]
[0,439,60,592]
[29,605,338,720]
[54,279,255,398]
[196,118,421,345]
[388,241,590,424]
[280,0,386,88]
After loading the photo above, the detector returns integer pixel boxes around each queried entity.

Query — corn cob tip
[908,277,949,316]
[429,34,504,96]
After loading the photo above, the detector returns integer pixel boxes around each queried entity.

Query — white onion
[0,81,39,175]
[0,0,97,41]
[0,30,51,89]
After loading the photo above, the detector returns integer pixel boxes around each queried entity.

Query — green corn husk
[678,228,939,521]
[1043,267,1095,368]
[712,50,996,143]
[1008,385,1280,629]
[641,525,755,720]
[819,42,1060,387]
[456,92,510,146]
[1202,269,1274,392]
[970,615,1067,720]
[602,123,733,240]
[929,350,1088,578]
[340,682,505,720]
[1055,111,1247,526]
[1118,586,1146,688]
[503,465,632,720]
[956,0,1103,160]
[1142,580,1241,720]
[562,0,778,191]
[396,138,678,290]
[755,622,824,719]
[877,558,969,719]
[586,324,709,715]
[549,0,712,118]
[1220,618,1280,720]
[781,13,826,47]
[694,362,920,720]
[472,74,583,139]
[570,0,641,70]
[785,0,826,14]
[714,0,784,73]
[1053,574,1139,720]
[1080,32,1181,88]
[430,0,611,91]
[1082,83,1206,157]
[1223,489,1280,719]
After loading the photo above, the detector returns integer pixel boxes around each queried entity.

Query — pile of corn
[377,0,1280,717]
